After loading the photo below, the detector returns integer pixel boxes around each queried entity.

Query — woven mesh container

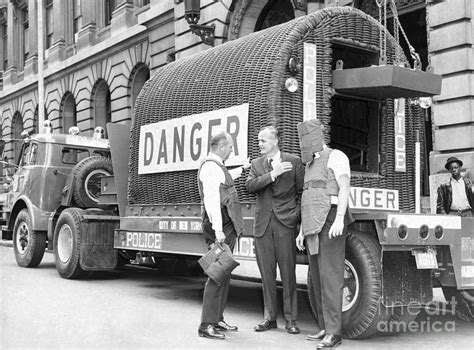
[129,6,424,212]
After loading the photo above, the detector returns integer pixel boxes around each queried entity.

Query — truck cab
[1,124,112,268]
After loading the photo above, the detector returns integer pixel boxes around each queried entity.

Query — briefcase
[198,242,240,286]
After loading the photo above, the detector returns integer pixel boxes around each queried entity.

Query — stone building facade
[0,0,472,198]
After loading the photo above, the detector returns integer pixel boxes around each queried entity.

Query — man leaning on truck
[197,131,250,340]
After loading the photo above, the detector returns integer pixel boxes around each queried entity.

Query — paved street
[1,245,473,349]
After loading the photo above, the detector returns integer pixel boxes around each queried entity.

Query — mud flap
[382,250,433,306]
[79,211,119,271]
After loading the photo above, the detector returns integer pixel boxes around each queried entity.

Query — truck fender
[9,196,50,233]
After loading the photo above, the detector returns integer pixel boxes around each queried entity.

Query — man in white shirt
[296,119,351,348]
[436,157,473,217]
[197,132,249,340]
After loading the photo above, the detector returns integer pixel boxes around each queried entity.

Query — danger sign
[138,104,249,174]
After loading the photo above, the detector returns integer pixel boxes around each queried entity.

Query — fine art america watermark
[377,298,458,333]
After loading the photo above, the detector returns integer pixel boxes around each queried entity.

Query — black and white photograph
[0,1,473,349]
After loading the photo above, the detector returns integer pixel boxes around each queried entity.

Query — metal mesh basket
[129,7,423,212]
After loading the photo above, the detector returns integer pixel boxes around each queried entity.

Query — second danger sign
[138,104,249,174]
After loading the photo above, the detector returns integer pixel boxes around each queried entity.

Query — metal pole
[37,0,45,131]
[415,130,421,214]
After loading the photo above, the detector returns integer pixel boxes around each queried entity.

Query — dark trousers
[307,207,346,335]
[200,209,237,325]
[255,213,297,321]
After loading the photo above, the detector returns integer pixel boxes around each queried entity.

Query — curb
[0,240,13,247]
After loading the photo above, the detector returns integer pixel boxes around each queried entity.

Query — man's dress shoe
[307,329,326,341]
[198,325,225,340]
[285,320,300,334]
[254,319,277,332]
[215,320,238,331]
[316,334,342,348]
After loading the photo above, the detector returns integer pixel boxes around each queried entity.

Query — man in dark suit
[246,126,304,334]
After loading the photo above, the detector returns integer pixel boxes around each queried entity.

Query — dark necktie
[268,158,273,170]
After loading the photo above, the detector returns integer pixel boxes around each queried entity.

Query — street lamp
[184,0,215,46]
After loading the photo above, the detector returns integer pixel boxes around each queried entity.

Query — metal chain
[389,0,421,68]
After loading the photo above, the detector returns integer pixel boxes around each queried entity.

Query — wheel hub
[57,224,74,263]
[342,259,360,312]
[16,222,29,253]
[85,170,110,203]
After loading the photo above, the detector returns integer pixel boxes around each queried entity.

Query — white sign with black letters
[394,98,406,172]
[138,104,249,174]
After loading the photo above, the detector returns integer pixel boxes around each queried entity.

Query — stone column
[24,0,38,77]
[428,0,474,172]
[111,0,136,35]
[4,1,18,85]
[76,0,97,51]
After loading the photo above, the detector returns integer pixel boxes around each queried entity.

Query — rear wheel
[442,287,474,322]
[53,208,92,279]
[307,232,385,339]
[13,209,46,267]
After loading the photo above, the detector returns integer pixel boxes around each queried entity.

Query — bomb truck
[2,7,473,339]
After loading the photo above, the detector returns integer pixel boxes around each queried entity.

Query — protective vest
[197,157,244,235]
[301,148,339,246]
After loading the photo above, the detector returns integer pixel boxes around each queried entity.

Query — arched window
[60,92,77,133]
[255,0,295,31]
[11,112,24,164]
[129,63,150,119]
[92,79,111,135]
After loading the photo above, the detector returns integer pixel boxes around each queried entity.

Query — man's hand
[215,230,226,243]
[271,161,293,178]
[296,230,305,251]
[242,157,251,170]
[328,216,344,239]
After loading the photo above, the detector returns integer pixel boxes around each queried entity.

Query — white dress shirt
[313,147,350,205]
[268,150,281,182]
[450,177,471,211]
[199,152,243,232]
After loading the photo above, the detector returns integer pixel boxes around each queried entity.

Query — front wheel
[53,208,92,279]
[13,209,46,267]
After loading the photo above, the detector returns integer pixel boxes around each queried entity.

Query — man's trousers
[200,209,237,325]
[307,207,347,335]
[255,213,298,322]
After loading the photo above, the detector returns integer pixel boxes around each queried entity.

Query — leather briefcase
[198,242,240,286]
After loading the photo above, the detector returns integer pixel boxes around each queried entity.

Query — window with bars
[46,0,53,48]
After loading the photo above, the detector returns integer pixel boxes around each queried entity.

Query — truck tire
[13,209,46,267]
[442,287,474,322]
[53,208,92,279]
[72,156,113,209]
[307,231,384,339]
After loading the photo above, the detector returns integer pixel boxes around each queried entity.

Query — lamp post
[184,0,215,46]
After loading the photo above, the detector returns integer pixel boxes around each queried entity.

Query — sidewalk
[0,239,12,247]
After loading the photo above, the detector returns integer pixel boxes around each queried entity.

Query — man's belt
[450,208,472,214]
[303,180,326,190]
